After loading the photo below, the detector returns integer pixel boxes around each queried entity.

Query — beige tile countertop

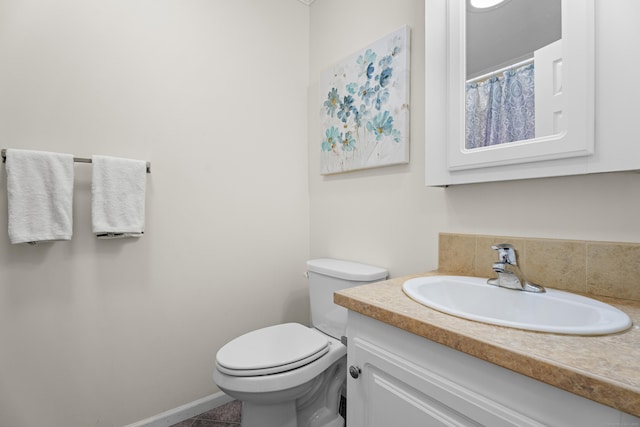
[334,271,640,418]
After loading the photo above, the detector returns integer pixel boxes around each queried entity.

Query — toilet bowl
[214,323,347,427]
[213,259,388,427]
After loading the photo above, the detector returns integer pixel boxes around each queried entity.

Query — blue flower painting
[320,26,410,174]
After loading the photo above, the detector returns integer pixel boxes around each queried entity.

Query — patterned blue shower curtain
[465,63,535,149]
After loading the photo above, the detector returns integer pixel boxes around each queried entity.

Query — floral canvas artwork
[320,26,410,174]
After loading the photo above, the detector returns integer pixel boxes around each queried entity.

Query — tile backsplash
[438,233,640,302]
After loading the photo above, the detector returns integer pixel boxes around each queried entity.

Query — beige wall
[0,1,310,426]
[309,0,640,280]
[309,0,444,278]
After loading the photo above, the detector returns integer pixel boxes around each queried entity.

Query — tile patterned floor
[170,395,346,426]
[169,400,241,427]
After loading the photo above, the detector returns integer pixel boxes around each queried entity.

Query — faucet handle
[491,243,517,265]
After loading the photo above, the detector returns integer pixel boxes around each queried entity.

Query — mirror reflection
[465,0,561,150]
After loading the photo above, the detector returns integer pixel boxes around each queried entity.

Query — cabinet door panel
[348,337,546,427]
[365,365,480,427]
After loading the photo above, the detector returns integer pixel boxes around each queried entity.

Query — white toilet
[213,258,388,427]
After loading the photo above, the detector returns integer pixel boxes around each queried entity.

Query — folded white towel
[5,149,74,244]
[91,155,146,239]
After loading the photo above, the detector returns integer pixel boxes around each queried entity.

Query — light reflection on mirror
[469,0,510,11]
[465,0,561,150]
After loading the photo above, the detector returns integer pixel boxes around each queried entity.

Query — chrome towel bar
[1,149,151,173]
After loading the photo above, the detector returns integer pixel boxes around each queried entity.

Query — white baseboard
[124,392,234,427]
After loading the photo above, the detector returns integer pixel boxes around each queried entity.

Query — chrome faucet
[487,244,545,293]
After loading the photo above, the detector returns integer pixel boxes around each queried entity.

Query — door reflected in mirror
[465,0,561,150]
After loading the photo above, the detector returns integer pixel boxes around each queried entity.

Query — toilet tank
[306,258,388,340]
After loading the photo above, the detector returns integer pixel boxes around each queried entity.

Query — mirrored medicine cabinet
[425,0,599,186]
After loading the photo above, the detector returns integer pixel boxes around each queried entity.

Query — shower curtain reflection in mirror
[465,62,535,149]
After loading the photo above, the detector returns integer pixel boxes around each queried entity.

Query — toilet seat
[216,323,330,377]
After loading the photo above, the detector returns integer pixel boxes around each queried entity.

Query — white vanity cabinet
[345,311,639,427]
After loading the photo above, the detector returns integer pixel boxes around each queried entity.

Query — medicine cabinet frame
[425,0,596,186]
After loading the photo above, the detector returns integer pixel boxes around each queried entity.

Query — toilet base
[220,358,346,427]
[241,401,297,427]
[241,401,345,427]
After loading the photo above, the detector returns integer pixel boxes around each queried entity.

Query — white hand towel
[91,155,146,239]
[5,149,74,244]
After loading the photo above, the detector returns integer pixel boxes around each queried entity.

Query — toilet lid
[216,323,330,376]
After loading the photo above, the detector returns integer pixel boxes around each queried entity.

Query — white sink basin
[402,275,632,335]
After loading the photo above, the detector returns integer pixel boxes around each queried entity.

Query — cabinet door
[347,337,545,427]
